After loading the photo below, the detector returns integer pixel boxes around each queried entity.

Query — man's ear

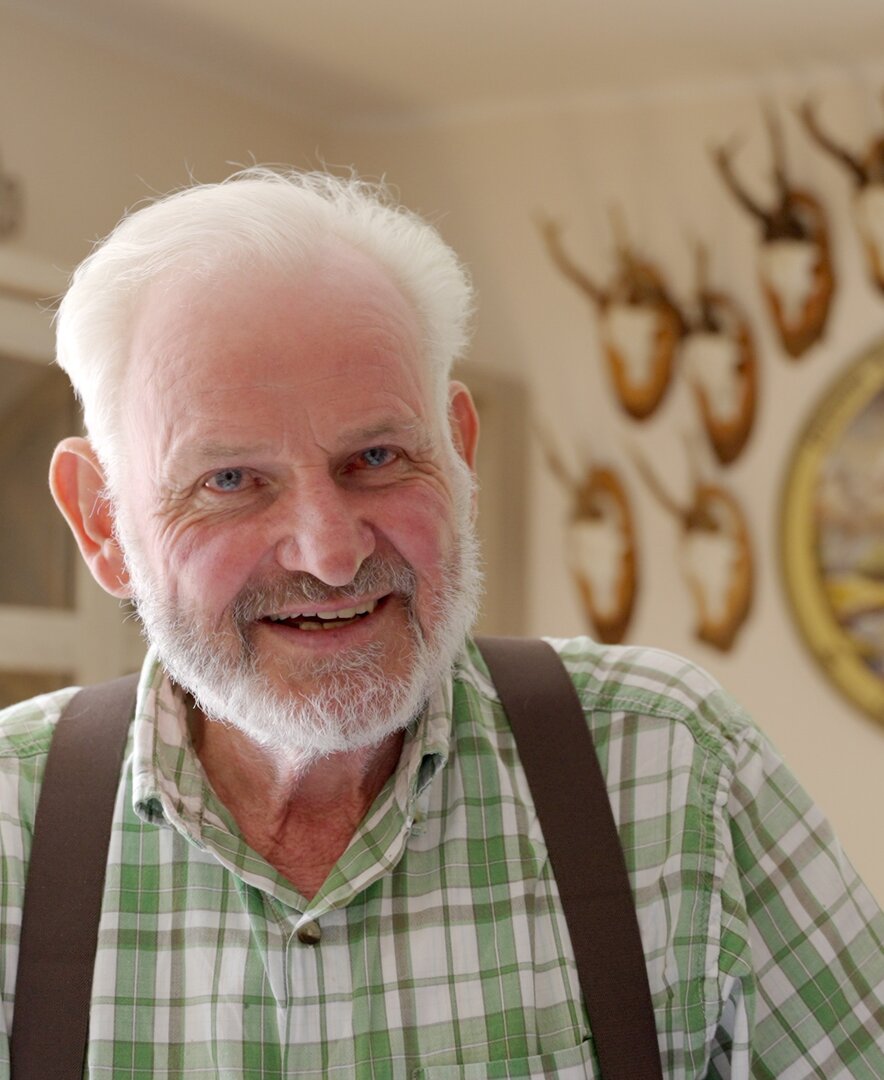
[448,381,479,471]
[49,438,131,598]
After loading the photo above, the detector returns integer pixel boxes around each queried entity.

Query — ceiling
[8,0,884,126]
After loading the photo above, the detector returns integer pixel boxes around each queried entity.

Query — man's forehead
[124,245,430,393]
[132,240,417,327]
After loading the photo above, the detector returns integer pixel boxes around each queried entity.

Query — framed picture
[781,338,884,723]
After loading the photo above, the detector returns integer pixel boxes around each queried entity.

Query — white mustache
[231,556,418,626]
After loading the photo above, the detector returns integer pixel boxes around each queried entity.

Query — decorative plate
[781,339,884,723]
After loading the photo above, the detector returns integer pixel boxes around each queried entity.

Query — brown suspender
[476,637,663,1080]
[10,674,138,1080]
[11,640,662,1078]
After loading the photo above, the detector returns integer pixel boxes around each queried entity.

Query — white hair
[54,166,474,484]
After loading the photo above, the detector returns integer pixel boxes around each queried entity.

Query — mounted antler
[632,444,753,651]
[677,242,758,466]
[799,96,884,293]
[538,217,607,307]
[712,137,770,228]
[711,106,834,358]
[764,105,799,229]
[536,424,638,644]
[539,212,683,419]
[798,99,869,187]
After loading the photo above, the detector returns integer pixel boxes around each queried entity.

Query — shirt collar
[130,645,459,909]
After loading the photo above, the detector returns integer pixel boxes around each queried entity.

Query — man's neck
[190,708,405,900]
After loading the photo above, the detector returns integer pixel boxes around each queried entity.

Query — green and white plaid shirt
[0,637,881,1078]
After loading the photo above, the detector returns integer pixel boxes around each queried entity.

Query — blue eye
[360,447,393,468]
[208,468,244,491]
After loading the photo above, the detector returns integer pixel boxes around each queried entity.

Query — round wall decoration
[781,338,884,723]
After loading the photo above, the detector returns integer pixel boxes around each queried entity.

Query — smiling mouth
[260,597,383,632]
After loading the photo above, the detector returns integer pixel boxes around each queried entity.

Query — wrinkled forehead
[129,240,432,387]
[114,242,448,470]
[133,237,420,328]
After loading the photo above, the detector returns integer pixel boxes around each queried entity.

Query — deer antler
[690,239,716,330]
[629,444,686,524]
[609,204,646,283]
[797,98,867,186]
[763,103,792,201]
[537,215,606,306]
[608,204,631,258]
[693,239,710,293]
[710,137,771,227]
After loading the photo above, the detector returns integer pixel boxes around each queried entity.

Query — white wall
[0,6,325,268]
[324,73,884,902]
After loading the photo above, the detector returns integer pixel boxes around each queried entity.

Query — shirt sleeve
[715,722,884,1079]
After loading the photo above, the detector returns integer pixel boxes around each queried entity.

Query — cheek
[158,525,267,609]
[379,488,458,581]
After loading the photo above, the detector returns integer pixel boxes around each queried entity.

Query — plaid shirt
[0,637,881,1079]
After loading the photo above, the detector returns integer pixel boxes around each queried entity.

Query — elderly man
[0,168,881,1079]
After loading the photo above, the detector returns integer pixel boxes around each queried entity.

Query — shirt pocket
[412,1038,597,1079]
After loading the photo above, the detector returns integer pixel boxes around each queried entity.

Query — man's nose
[272,480,376,587]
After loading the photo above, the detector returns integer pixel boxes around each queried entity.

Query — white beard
[118,459,482,763]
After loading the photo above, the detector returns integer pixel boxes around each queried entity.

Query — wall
[324,71,884,901]
[0,6,325,269]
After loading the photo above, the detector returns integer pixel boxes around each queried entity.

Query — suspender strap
[475,637,663,1080]
[10,673,138,1080]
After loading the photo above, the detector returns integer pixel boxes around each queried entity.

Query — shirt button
[297,920,321,945]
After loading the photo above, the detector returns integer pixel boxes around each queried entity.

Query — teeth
[266,599,378,624]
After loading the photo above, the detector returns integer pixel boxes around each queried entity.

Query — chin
[181,641,433,758]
